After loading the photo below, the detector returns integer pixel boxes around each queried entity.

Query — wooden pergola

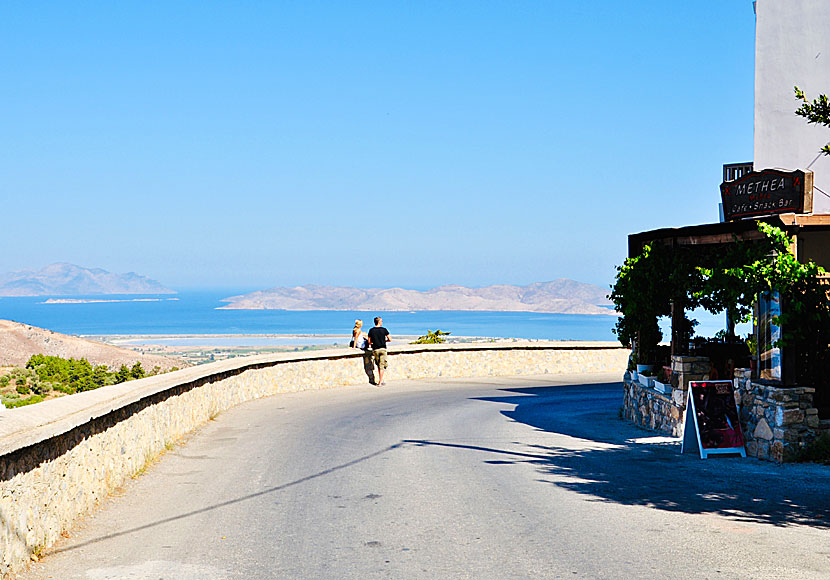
[628,212,830,415]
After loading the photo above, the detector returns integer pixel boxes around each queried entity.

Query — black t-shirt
[368,326,389,349]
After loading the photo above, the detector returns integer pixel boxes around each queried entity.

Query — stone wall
[622,377,676,435]
[622,355,709,437]
[733,369,820,462]
[0,343,628,578]
[622,357,823,463]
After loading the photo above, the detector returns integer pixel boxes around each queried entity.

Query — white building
[754,0,830,213]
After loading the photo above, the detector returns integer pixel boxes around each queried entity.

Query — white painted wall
[754,0,830,213]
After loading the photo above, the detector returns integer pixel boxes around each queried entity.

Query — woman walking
[352,319,376,385]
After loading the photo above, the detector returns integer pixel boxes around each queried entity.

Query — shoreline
[36,332,623,367]
[88,333,621,348]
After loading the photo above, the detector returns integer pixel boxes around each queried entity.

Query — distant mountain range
[220,280,615,315]
[0,263,175,296]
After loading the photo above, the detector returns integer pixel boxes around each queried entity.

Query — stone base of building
[623,376,681,436]
[622,356,823,463]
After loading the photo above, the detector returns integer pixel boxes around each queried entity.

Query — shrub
[115,364,131,383]
[5,394,45,408]
[795,433,830,464]
[130,362,145,380]
[53,383,75,395]
[411,329,452,344]
[30,381,50,396]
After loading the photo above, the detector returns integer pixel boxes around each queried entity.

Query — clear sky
[1,1,756,291]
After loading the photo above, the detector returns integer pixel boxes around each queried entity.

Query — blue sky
[1,1,756,291]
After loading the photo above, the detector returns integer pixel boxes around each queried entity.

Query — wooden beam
[794,214,830,226]
[672,230,766,246]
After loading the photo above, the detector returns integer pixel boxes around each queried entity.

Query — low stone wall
[0,342,627,578]
[622,356,711,437]
[734,370,820,462]
[622,378,678,436]
[622,357,823,463]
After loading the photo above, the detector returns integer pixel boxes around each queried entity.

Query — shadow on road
[48,442,406,555]
[44,380,830,559]
[438,381,830,529]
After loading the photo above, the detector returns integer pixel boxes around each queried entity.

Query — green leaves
[25,354,153,394]
[794,86,830,157]
[610,222,830,368]
[411,329,451,344]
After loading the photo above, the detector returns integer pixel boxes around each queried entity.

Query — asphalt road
[17,373,830,580]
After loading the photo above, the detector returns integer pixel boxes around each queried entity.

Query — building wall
[754,0,830,213]
[797,230,830,269]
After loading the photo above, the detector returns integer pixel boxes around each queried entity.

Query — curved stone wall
[0,342,628,577]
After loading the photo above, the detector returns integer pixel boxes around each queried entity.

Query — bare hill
[0,320,184,370]
[220,280,615,315]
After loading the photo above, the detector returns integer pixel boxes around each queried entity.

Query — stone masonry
[622,355,709,437]
[623,357,822,463]
[733,369,820,462]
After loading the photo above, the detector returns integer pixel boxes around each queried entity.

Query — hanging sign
[719,168,813,221]
[681,380,746,459]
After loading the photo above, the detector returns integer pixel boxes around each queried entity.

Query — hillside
[0,263,175,296]
[0,320,184,370]
[220,280,615,315]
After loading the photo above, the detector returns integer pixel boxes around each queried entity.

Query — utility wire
[806,141,830,169]
[813,184,830,199]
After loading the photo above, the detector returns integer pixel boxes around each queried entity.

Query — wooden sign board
[719,168,813,221]
[681,380,746,459]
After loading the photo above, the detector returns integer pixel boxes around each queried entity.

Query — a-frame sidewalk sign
[681,380,747,459]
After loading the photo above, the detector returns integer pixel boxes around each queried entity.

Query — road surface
[17,373,830,579]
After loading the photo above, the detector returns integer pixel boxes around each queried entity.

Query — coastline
[88,333,622,365]
[215,305,620,315]
[90,333,620,346]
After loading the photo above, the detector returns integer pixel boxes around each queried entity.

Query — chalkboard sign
[719,168,812,221]
[682,380,746,459]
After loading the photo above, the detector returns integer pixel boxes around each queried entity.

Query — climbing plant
[610,222,830,375]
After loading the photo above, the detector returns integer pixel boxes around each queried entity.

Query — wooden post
[671,299,686,356]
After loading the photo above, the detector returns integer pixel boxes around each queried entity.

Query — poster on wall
[681,380,746,459]
[758,290,782,381]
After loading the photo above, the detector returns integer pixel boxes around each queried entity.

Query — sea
[0,290,733,346]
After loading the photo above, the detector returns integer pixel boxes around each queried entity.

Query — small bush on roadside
[411,329,452,344]
[5,394,45,408]
[795,433,830,464]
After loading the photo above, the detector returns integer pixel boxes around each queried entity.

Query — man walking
[367,316,391,385]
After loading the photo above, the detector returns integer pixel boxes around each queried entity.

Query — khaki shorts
[372,348,388,369]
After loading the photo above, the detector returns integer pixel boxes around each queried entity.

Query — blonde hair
[354,319,363,328]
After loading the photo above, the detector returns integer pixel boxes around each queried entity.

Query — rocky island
[0,263,175,296]
[220,280,615,315]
